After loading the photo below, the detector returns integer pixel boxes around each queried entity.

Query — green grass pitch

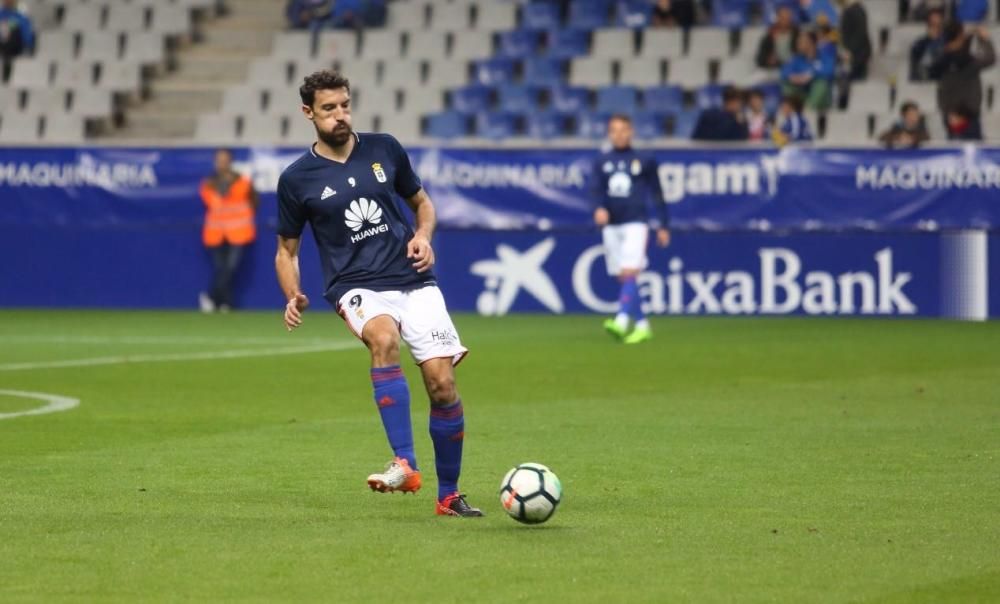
[1,310,998,603]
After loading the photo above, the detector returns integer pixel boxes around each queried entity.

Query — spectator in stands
[945,104,983,140]
[745,89,772,141]
[0,0,35,83]
[756,5,799,70]
[910,9,945,81]
[772,95,812,145]
[287,0,365,30]
[781,30,835,110]
[651,0,696,29]
[956,0,988,23]
[199,149,259,313]
[929,23,995,127]
[878,101,930,148]
[798,0,838,27]
[837,0,871,80]
[691,86,749,141]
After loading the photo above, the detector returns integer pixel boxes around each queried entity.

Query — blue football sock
[370,366,417,470]
[429,400,464,501]
[620,277,644,321]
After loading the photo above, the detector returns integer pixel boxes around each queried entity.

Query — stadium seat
[149,4,192,36]
[568,0,612,29]
[377,111,421,141]
[286,112,318,142]
[525,110,569,138]
[381,59,426,87]
[122,32,167,66]
[62,3,105,30]
[884,24,924,57]
[522,57,565,86]
[407,31,449,60]
[618,57,665,87]
[97,62,143,94]
[497,85,542,112]
[36,30,77,59]
[687,28,732,59]
[865,0,899,28]
[450,84,494,113]
[0,114,41,143]
[894,82,937,110]
[576,111,612,139]
[822,112,872,144]
[362,31,404,60]
[717,56,772,86]
[428,1,472,31]
[596,85,639,113]
[633,110,669,139]
[387,0,428,30]
[0,88,15,112]
[248,58,293,86]
[474,2,517,31]
[591,28,636,59]
[10,59,52,88]
[616,0,652,28]
[498,30,542,58]
[668,57,712,88]
[403,87,446,114]
[105,4,148,31]
[425,59,471,88]
[194,113,239,144]
[355,87,399,116]
[671,109,700,138]
[318,31,359,60]
[451,31,495,60]
[643,85,685,111]
[711,0,751,28]
[569,57,613,87]
[473,57,517,86]
[222,85,264,114]
[425,110,470,138]
[240,114,284,143]
[41,113,86,143]
[640,29,683,58]
[80,32,121,61]
[52,60,96,88]
[272,32,315,60]
[547,29,591,59]
[475,111,519,140]
[21,87,69,114]
[848,81,892,113]
[337,58,380,87]
[695,83,727,109]
[549,85,591,112]
[521,1,562,30]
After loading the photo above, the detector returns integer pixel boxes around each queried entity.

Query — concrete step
[210,15,286,30]
[117,113,198,138]
[202,28,276,52]
[224,1,286,18]
[148,85,224,108]
[172,59,249,83]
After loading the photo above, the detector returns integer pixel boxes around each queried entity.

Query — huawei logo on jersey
[345,197,389,243]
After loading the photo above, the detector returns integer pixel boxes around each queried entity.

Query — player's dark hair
[299,70,351,108]
[608,113,632,125]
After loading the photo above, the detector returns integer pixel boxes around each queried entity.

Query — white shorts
[337,286,468,366]
[602,222,649,276]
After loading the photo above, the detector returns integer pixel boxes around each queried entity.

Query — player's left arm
[646,158,671,247]
[404,188,436,273]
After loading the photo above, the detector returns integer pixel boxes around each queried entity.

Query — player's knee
[426,373,457,405]
[366,331,400,364]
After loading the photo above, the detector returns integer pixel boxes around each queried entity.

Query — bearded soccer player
[274,70,482,517]
[592,114,670,344]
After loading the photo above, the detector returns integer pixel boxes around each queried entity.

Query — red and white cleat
[367,457,422,494]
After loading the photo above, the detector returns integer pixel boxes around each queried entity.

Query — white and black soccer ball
[499,463,562,524]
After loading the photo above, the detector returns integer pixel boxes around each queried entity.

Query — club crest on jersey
[372,162,387,183]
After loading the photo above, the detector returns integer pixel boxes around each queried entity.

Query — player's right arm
[275,171,309,331]
[275,235,308,331]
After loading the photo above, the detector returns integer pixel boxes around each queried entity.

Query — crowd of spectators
[690,85,812,144]
[285,0,386,30]
[0,0,34,82]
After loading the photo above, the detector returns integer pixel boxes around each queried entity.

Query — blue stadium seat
[521,1,562,30]
[450,85,494,113]
[671,110,700,138]
[712,0,752,27]
[633,111,668,139]
[754,82,782,113]
[522,58,565,86]
[616,0,652,28]
[549,85,591,112]
[695,84,727,109]
[576,111,613,139]
[425,111,469,138]
[568,0,611,29]
[643,85,685,112]
[498,30,542,58]
[473,57,517,85]
[476,111,520,140]
[498,85,542,112]
[547,29,591,59]
[596,85,639,113]
[525,110,570,139]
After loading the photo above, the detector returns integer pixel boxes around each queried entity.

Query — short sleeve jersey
[276,132,434,306]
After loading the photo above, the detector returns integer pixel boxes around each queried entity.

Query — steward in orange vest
[199,149,259,312]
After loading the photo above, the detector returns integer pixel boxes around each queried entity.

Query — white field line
[0,335,337,345]
[0,341,359,371]
[0,389,80,420]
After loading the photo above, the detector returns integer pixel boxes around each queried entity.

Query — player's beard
[317,121,353,148]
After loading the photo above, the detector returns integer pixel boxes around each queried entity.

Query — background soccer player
[591,114,670,344]
[274,70,482,517]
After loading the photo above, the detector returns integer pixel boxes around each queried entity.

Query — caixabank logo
[459,232,990,319]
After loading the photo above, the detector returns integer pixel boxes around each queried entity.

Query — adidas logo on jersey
[321,186,336,200]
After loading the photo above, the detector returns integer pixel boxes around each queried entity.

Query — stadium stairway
[103,0,283,141]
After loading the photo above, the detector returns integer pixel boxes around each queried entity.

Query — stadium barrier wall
[0,147,996,318]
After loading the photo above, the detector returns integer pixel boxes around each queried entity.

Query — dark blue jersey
[590,148,669,227]
[277,132,434,306]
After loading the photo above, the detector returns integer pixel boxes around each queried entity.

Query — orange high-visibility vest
[201,175,256,247]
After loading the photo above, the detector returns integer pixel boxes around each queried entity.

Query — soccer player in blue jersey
[274,70,482,517]
[592,114,671,344]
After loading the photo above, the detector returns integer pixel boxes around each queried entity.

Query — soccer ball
[499,463,562,524]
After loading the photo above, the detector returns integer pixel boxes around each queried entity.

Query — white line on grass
[0,389,80,420]
[0,335,338,345]
[0,342,359,371]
